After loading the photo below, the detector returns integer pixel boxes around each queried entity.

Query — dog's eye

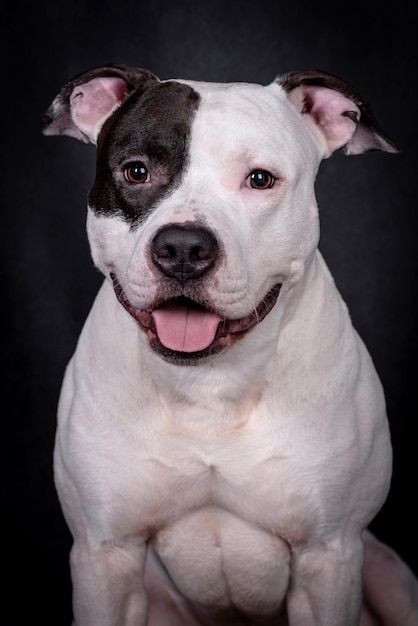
[124,162,150,184]
[247,170,275,190]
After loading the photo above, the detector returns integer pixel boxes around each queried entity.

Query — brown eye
[124,162,149,184]
[248,170,275,189]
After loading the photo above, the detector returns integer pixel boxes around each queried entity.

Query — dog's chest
[108,406,321,545]
[120,419,309,615]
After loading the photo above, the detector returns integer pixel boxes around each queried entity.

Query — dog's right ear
[41,64,159,144]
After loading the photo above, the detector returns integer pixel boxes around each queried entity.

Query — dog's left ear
[42,64,159,144]
[276,70,399,156]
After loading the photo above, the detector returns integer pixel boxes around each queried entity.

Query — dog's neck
[81,251,351,429]
[141,251,347,412]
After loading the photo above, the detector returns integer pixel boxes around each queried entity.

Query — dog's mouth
[111,275,281,363]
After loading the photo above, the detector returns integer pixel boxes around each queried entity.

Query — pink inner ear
[70,77,128,140]
[302,85,360,152]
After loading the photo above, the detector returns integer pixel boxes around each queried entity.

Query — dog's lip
[110,274,281,352]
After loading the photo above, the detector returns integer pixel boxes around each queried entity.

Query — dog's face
[87,79,321,363]
[42,65,398,364]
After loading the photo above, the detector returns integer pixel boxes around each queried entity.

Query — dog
[42,65,418,625]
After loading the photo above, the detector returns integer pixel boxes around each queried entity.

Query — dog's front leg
[70,538,148,626]
[286,537,363,625]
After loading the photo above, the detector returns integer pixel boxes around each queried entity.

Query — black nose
[151,224,218,282]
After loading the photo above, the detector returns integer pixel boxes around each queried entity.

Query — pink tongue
[152,302,222,353]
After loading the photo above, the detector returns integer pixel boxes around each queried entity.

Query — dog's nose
[151,224,218,282]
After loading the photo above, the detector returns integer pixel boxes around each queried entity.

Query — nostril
[190,245,203,261]
[158,243,176,259]
[151,223,218,281]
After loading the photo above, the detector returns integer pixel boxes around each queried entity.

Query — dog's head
[42,65,398,364]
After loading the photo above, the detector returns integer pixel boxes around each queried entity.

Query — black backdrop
[2,1,417,623]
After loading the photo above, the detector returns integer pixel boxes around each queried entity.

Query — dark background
[2,1,416,623]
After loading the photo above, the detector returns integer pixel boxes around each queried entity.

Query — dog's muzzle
[111,224,281,363]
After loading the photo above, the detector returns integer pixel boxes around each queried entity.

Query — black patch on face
[88,81,201,225]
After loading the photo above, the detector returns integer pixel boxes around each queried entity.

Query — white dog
[42,65,418,625]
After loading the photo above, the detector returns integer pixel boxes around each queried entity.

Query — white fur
[51,76,416,625]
